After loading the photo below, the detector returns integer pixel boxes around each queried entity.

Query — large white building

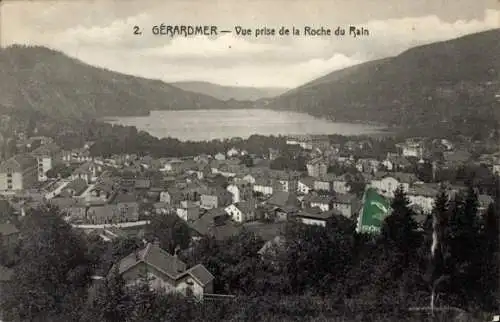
[396,141,424,158]
[369,172,417,198]
[0,154,37,192]
[31,143,61,182]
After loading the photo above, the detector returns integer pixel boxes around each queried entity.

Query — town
[0,128,498,320]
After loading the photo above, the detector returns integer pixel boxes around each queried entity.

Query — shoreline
[100,108,394,142]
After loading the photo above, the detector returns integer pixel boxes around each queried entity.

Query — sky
[1,0,499,88]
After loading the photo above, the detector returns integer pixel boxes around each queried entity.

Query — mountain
[0,45,232,119]
[171,81,288,101]
[267,29,500,130]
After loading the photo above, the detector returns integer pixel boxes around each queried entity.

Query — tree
[239,154,254,167]
[382,186,418,254]
[379,186,420,303]
[477,203,499,311]
[82,267,131,322]
[145,214,191,254]
[346,173,366,197]
[446,186,482,308]
[0,206,92,321]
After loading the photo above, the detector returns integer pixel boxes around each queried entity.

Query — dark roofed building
[295,207,340,227]
[135,178,152,190]
[112,242,214,299]
[60,178,88,197]
[266,191,300,209]
[200,187,233,210]
[189,208,241,241]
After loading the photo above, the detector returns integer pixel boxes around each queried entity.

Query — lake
[105,109,384,141]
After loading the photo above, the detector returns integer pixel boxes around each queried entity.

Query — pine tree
[447,185,482,308]
[382,185,418,255]
[478,203,499,310]
[83,267,131,322]
[379,185,420,304]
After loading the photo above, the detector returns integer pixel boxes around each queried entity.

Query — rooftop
[115,243,187,279]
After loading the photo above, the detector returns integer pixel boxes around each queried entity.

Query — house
[0,154,38,192]
[162,159,198,174]
[226,147,240,158]
[112,242,214,299]
[286,135,313,150]
[332,193,357,219]
[266,191,300,209]
[200,188,233,210]
[85,178,116,203]
[161,159,182,172]
[71,161,102,184]
[214,153,226,161]
[176,201,200,222]
[313,173,337,192]
[297,176,315,195]
[264,191,300,221]
[269,170,300,193]
[112,193,140,221]
[242,174,257,184]
[295,207,339,227]
[0,222,20,246]
[370,172,417,198]
[160,188,185,207]
[30,142,62,182]
[60,178,88,198]
[306,158,328,178]
[258,235,286,263]
[492,162,500,175]
[396,141,424,158]
[189,164,211,180]
[253,177,274,196]
[332,174,351,194]
[306,194,334,212]
[194,154,212,163]
[226,182,253,203]
[153,202,171,215]
[62,148,93,163]
[356,158,380,174]
[214,163,248,178]
[190,208,241,240]
[382,154,413,172]
[269,148,280,161]
[407,184,439,214]
[478,194,494,212]
[74,202,139,225]
[224,201,255,223]
[135,178,152,190]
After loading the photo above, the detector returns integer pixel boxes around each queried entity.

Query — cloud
[142,33,280,58]
[56,13,151,48]
[365,9,499,42]
[1,1,498,88]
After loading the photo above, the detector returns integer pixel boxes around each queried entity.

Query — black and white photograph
[0,0,499,321]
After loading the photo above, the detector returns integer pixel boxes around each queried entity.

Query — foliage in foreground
[0,185,498,321]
